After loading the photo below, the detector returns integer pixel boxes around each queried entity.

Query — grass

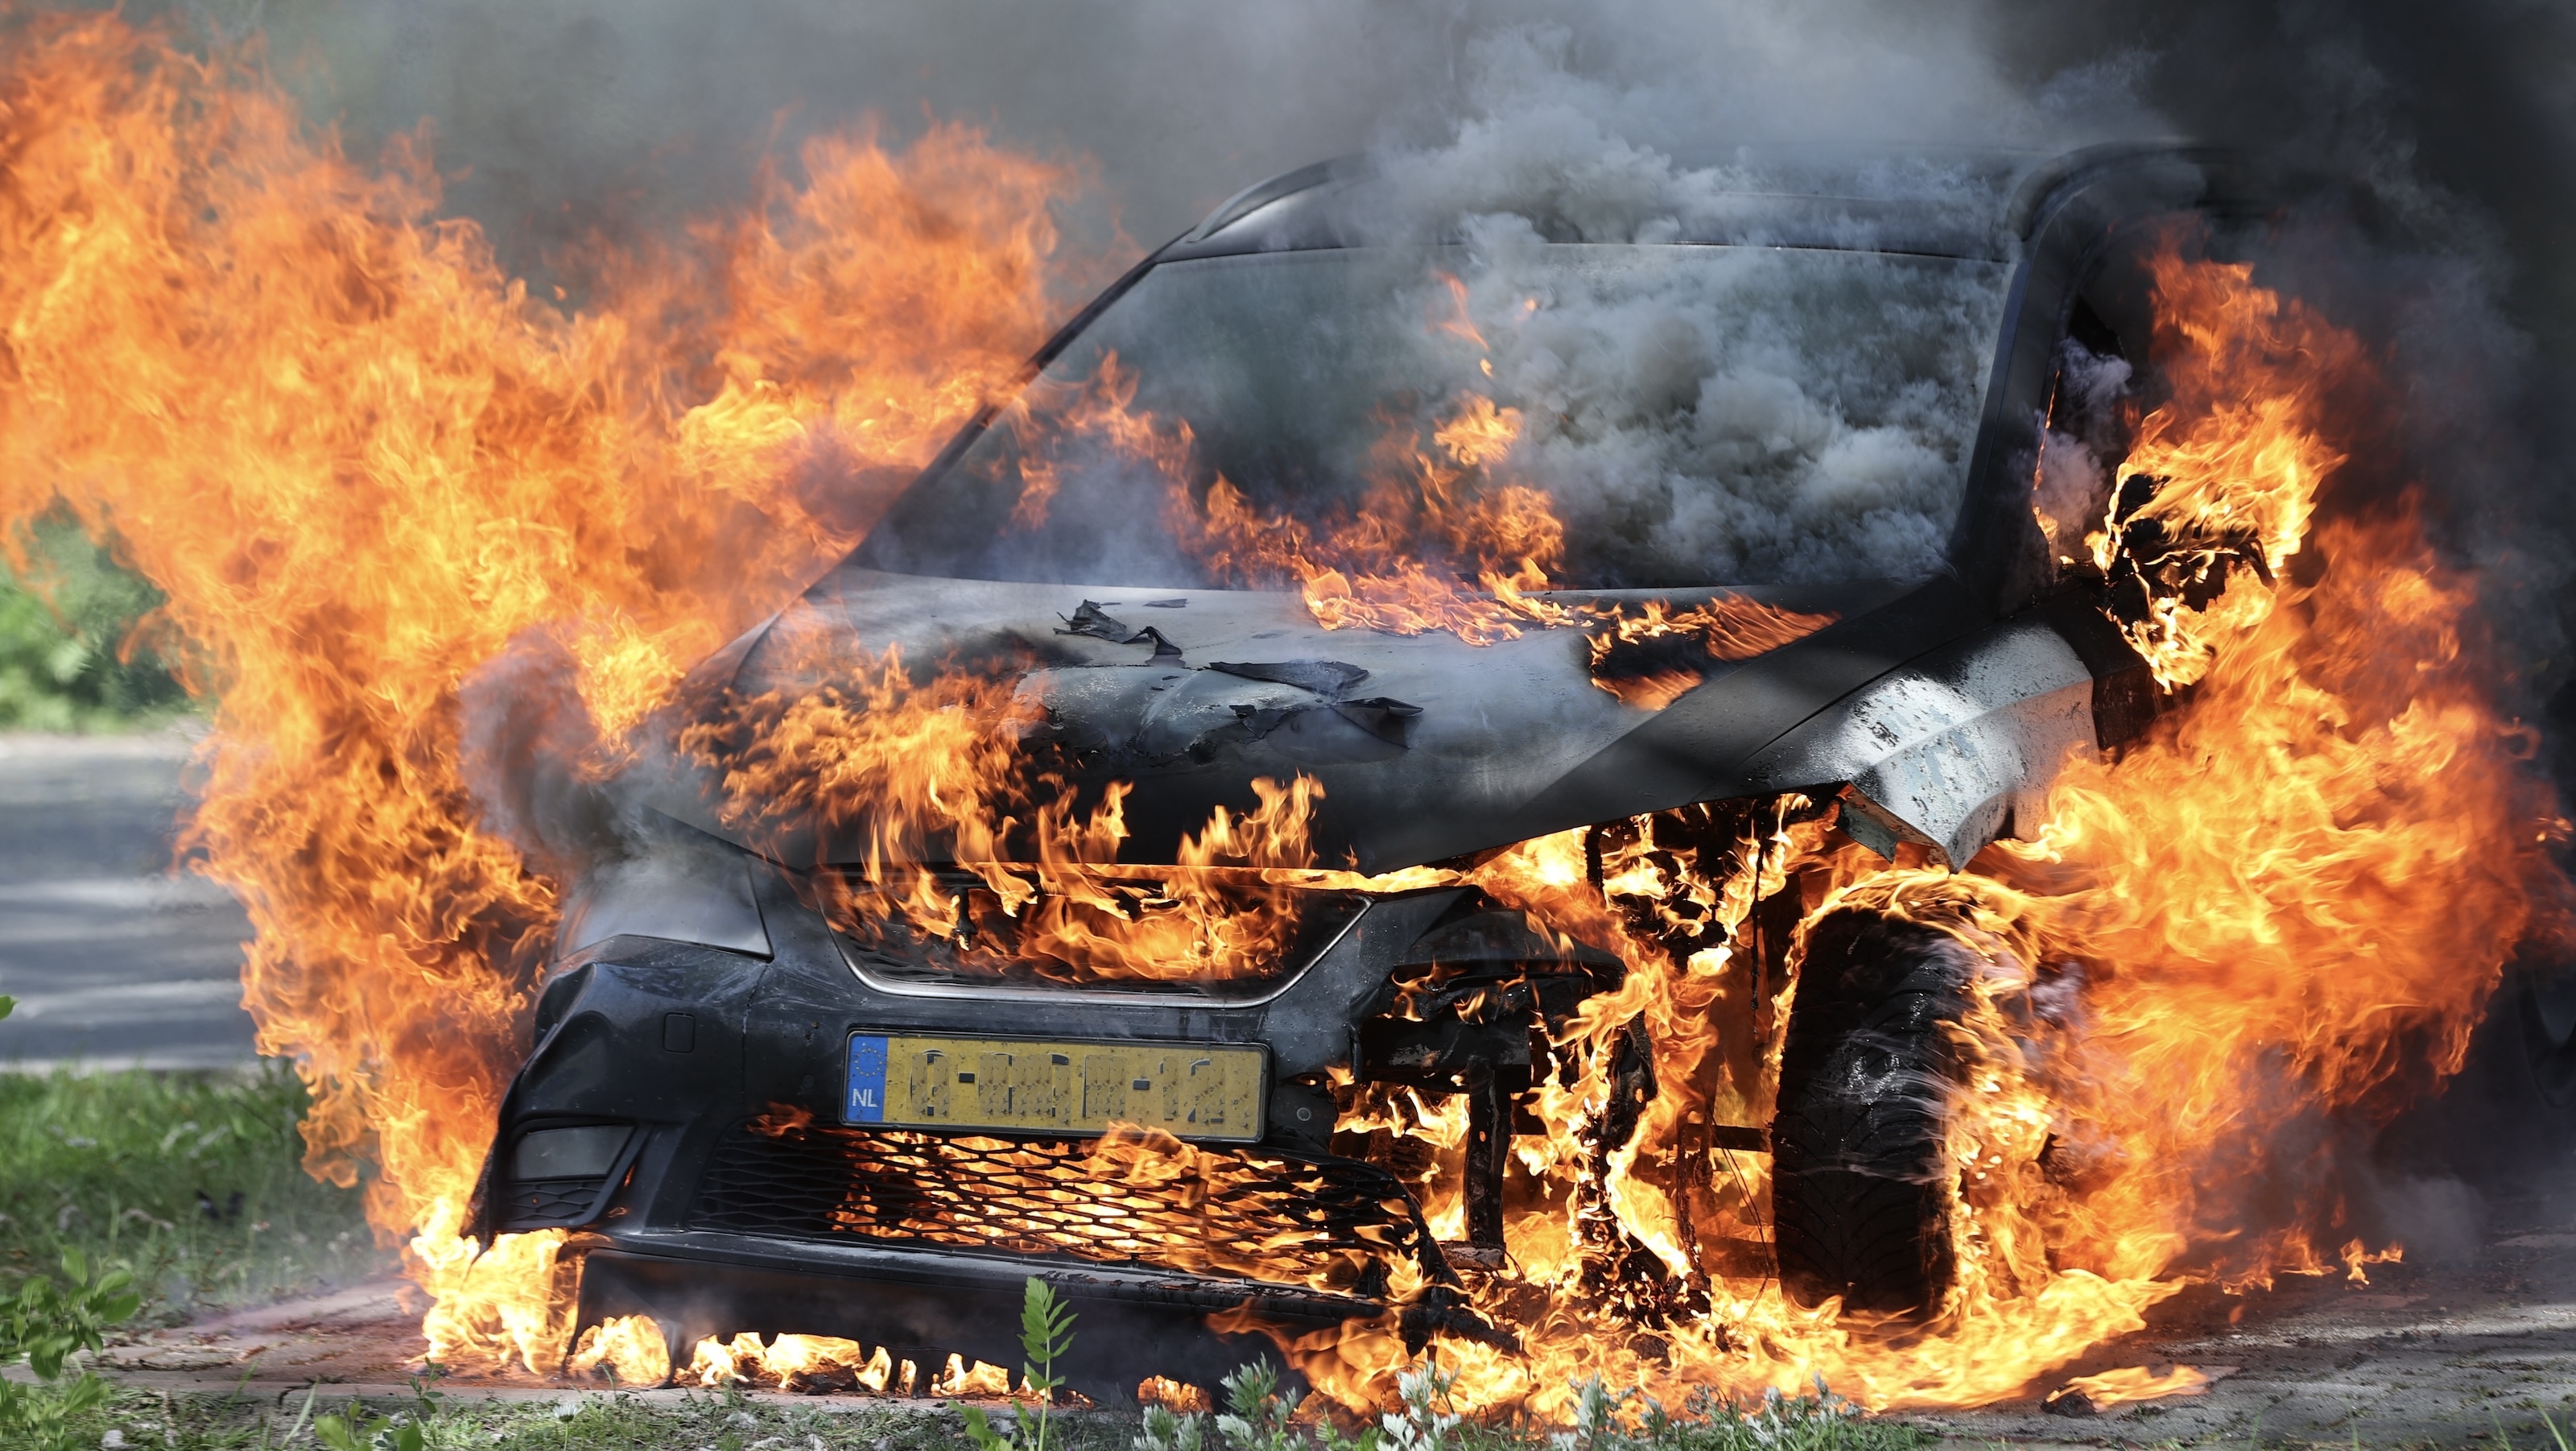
[44,1382,1941,1451]
[0,1063,382,1321]
[70,1386,1057,1450]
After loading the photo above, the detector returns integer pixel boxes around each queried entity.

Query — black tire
[1769,907,1978,1316]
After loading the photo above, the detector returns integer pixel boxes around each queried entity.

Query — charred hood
[625,563,2122,874]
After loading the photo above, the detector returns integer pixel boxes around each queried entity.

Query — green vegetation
[0,994,146,1451]
[0,1246,142,1451]
[964,1279,1078,1451]
[36,1376,1929,1451]
[0,1059,380,1318]
[0,511,193,730]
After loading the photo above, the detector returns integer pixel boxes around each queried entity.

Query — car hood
[636,564,1956,874]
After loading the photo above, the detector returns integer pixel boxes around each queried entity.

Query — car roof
[1158,142,2232,266]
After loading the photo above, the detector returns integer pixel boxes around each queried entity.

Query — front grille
[689,1122,1435,1297]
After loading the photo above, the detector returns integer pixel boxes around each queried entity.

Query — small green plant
[0,1246,142,1451]
[1552,1376,1639,1451]
[1140,1354,1383,1451]
[1217,1360,1306,1451]
[313,1399,426,1451]
[1138,1401,1210,1451]
[1377,1364,1461,1451]
[963,1276,1077,1451]
[1668,1380,1918,1451]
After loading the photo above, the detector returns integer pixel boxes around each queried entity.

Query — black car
[468,142,2297,1398]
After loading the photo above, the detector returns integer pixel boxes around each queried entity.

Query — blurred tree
[0,511,192,730]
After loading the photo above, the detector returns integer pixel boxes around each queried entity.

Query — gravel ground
[1901,1204,2576,1445]
[30,1186,2576,1446]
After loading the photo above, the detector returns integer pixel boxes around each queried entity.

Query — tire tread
[1769,912,1975,1315]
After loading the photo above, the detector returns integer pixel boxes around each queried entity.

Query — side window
[2031,262,2147,571]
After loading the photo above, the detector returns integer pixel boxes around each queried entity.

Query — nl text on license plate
[844,1032,1268,1143]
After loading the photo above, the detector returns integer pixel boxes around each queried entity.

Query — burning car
[468,143,2315,1397]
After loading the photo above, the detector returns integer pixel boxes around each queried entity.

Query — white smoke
[1443,224,2009,585]
[2031,343,2132,557]
[173,0,2145,265]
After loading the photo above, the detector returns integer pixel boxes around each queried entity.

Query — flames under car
[467,143,2305,1397]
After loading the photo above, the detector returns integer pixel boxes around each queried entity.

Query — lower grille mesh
[689,1122,1431,1296]
[497,1176,608,1230]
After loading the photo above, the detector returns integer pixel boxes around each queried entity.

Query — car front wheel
[1768,903,1980,1316]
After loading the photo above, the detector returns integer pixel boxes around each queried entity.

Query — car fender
[1734,613,2099,867]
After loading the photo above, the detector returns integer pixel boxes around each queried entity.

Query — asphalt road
[0,729,261,1070]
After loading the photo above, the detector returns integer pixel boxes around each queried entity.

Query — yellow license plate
[844,1032,1268,1143]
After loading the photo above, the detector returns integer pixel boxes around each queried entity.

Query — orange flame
[0,12,1094,1373]
[689,645,1343,984]
[2088,248,2362,689]
[2050,1364,2212,1410]
[1170,393,1572,647]
[671,1332,932,1395]
[1584,597,1841,707]
[566,1313,675,1387]
[1205,247,2562,1414]
[0,10,2555,1421]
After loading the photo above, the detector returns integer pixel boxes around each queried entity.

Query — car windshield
[861,243,2011,589]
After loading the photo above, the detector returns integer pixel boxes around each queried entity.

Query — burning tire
[1769,906,1979,1316]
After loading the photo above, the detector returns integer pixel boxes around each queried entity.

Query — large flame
[0,9,2557,1420]
[1214,249,2563,1413]
[0,11,1090,1371]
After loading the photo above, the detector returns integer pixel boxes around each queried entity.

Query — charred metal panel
[1154,155,2020,263]
[1505,588,2132,869]
[1024,655,1408,767]
[2046,593,2163,751]
[641,569,1865,874]
[555,812,772,960]
[464,940,766,1243]
[1496,577,1988,843]
[1356,1018,1533,1085]
[1736,615,2097,867]
[636,568,2139,874]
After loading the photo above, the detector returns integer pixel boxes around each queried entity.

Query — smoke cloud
[134,1,2567,635]
[179,0,2093,262]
